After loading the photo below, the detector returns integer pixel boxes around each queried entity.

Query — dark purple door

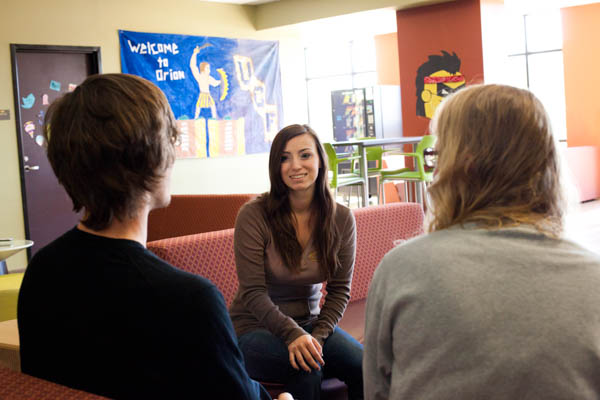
[11,45,101,258]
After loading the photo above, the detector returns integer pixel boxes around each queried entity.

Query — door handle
[24,165,40,171]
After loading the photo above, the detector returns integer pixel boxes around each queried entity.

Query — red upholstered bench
[148,202,425,308]
[148,202,425,399]
[337,202,425,342]
[0,367,107,399]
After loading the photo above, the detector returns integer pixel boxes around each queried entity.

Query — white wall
[0,0,308,271]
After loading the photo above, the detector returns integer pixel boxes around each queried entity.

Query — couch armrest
[148,228,239,306]
[148,194,256,241]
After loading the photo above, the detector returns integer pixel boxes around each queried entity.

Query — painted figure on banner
[416,51,465,119]
[190,45,222,119]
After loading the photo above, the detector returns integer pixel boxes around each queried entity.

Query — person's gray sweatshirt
[364,224,600,400]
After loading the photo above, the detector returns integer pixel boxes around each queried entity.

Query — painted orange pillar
[562,4,600,149]
[561,4,600,201]
[375,33,400,86]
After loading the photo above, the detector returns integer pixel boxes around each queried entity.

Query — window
[304,38,378,140]
[507,11,567,142]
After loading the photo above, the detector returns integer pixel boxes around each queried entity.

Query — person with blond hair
[364,84,600,399]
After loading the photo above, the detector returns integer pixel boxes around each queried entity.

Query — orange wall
[396,0,484,137]
[561,4,600,149]
[562,4,600,200]
[375,33,400,85]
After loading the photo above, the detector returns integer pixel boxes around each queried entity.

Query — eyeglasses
[423,147,438,169]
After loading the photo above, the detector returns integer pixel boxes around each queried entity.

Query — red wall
[396,0,484,137]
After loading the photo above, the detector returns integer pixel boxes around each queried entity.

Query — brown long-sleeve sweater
[229,199,356,346]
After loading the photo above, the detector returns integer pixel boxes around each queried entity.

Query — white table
[0,240,33,275]
[330,137,424,207]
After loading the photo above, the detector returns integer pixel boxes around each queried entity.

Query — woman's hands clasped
[287,334,324,372]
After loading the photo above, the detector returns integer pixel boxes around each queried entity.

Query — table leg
[359,143,368,207]
[416,181,423,205]
[0,261,7,275]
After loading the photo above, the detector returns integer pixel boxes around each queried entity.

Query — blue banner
[119,29,282,158]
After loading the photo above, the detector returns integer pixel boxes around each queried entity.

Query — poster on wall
[119,29,283,159]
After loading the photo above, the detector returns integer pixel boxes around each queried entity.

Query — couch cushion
[0,273,24,322]
[350,203,424,302]
[337,298,366,344]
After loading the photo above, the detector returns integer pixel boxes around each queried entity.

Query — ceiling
[505,0,600,11]
[202,0,600,8]
[200,0,280,4]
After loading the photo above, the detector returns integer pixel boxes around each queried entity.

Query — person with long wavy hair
[230,124,364,400]
[364,84,600,399]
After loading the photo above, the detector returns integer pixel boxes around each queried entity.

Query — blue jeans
[238,325,364,400]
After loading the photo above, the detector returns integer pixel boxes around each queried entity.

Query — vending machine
[331,88,375,142]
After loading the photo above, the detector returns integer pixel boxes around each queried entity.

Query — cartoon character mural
[416,51,465,119]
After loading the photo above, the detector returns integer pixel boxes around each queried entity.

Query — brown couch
[148,202,425,399]
[147,193,257,242]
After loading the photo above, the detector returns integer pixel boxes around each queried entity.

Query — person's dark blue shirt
[18,227,270,399]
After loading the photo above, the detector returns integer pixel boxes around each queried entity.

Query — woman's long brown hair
[427,84,565,237]
[258,124,339,280]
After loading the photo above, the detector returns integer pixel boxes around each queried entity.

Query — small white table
[0,240,33,275]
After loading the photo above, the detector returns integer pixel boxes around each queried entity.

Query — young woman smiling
[230,124,364,400]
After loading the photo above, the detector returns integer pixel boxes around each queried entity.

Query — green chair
[0,273,24,322]
[351,141,385,178]
[323,143,366,207]
[349,142,387,204]
[379,135,437,204]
